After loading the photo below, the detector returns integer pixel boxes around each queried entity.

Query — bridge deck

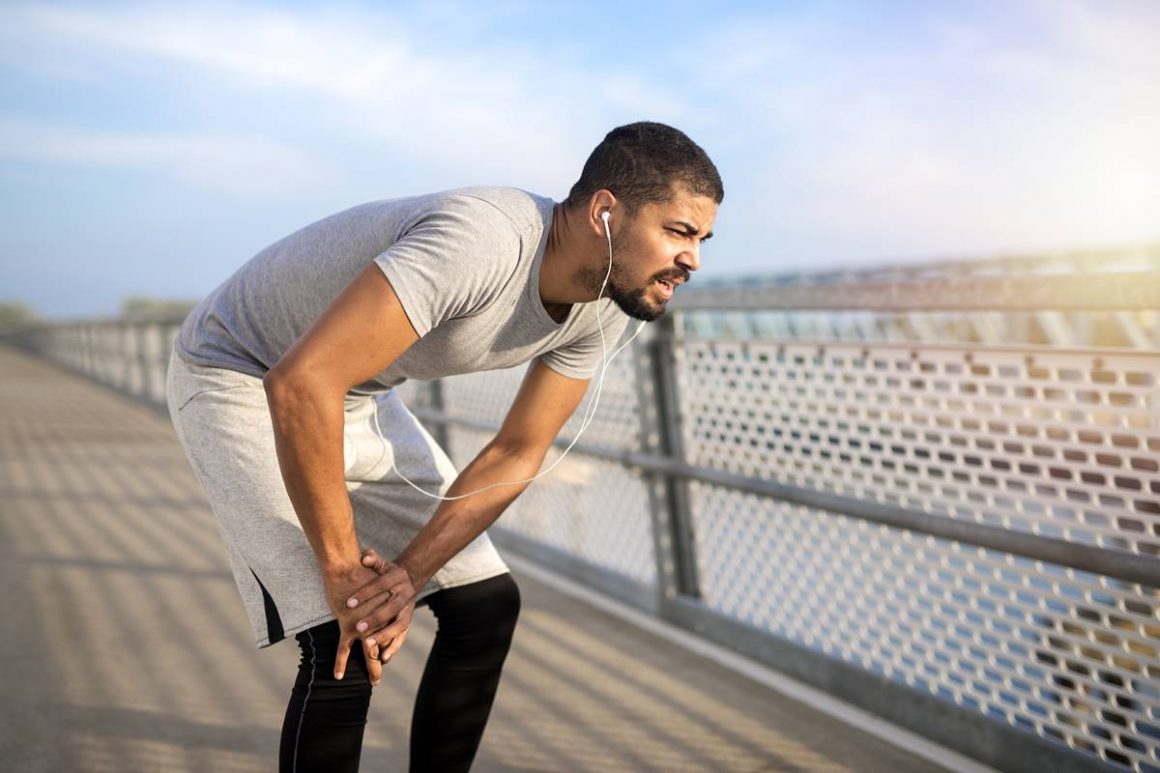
[0,345,955,772]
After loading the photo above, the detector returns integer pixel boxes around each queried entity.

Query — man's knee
[293,620,376,694]
[428,572,521,639]
[478,572,521,625]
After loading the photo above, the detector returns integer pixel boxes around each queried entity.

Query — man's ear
[588,189,617,236]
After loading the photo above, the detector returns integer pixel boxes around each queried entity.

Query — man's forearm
[395,441,545,587]
[263,374,361,577]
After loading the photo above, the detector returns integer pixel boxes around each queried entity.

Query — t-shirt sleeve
[372,198,521,337]
[538,307,633,380]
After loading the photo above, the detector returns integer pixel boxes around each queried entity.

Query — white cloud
[0,119,333,195]
[13,4,414,100]
[2,3,682,195]
[1,0,1156,270]
[693,1,1160,263]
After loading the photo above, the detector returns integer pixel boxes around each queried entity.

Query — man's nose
[678,244,701,273]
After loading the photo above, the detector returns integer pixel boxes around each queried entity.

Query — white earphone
[377,205,646,500]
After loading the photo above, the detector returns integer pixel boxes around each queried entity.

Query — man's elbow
[263,364,292,400]
[263,364,320,407]
[488,436,552,468]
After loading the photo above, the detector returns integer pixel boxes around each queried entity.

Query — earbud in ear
[600,210,611,236]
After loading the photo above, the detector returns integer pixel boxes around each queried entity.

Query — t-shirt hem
[253,566,514,649]
[256,609,335,649]
[173,346,269,380]
[538,355,597,381]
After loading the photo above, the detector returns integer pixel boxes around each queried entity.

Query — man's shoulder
[338,186,552,236]
[436,186,555,233]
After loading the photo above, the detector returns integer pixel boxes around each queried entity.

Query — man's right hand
[323,563,390,686]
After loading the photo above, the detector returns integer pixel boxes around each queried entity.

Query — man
[165,121,722,772]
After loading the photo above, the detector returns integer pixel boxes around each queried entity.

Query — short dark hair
[565,121,723,214]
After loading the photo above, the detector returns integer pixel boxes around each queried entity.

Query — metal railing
[6,253,1158,773]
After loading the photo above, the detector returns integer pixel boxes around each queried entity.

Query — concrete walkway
[0,345,956,772]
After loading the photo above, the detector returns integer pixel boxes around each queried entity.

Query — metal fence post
[137,322,151,400]
[427,379,452,452]
[631,325,678,605]
[121,322,132,390]
[637,313,701,603]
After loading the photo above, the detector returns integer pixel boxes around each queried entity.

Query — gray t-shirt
[175,187,631,394]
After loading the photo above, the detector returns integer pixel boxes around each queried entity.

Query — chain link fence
[6,252,1158,773]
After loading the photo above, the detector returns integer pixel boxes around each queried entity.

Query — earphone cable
[377,216,646,501]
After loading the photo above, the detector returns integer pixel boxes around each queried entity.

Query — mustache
[654,269,690,285]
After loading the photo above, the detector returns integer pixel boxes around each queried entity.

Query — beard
[576,231,667,323]
[605,275,664,322]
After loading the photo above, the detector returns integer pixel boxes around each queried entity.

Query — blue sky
[1,1,1157,318]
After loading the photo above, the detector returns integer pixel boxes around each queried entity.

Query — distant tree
[0,301,41,332]
[120,295,198,320]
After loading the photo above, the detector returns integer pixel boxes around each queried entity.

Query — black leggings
[278,573,521,773]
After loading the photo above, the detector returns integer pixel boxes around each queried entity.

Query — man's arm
[263,262,420,680]
[347,357,593,645]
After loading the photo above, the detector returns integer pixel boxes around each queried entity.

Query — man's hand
[322,561,393,686]
[345,547,418,664]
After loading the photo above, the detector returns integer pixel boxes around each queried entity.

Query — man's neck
[540,202,589,315]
